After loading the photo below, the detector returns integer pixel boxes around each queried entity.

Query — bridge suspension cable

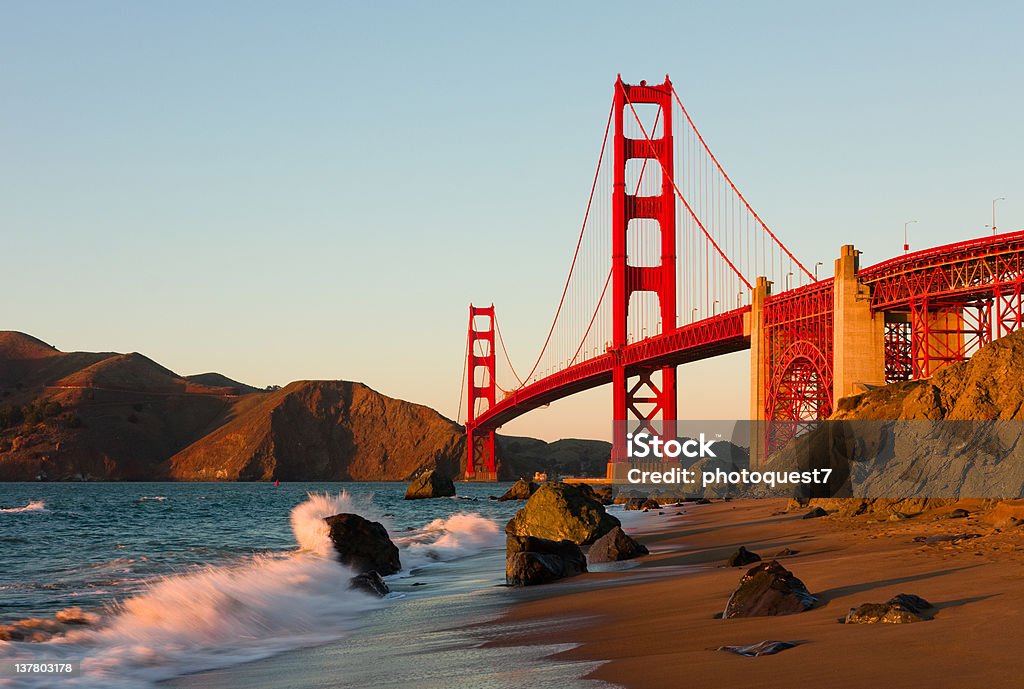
[670,86,813,281]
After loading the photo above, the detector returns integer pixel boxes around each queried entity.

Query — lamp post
[712,299,719,316]
[691,307,698,323]
[903,220,917,253]
[814,261,823,280]
[990,197,1006,235]
[785,271,793,290]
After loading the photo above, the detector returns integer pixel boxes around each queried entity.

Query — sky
[2,1,1022,441]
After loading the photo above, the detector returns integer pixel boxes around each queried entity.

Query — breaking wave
[0,500,48,514]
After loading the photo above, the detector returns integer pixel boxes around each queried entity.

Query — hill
[168,381,466,481]
[0,331,610,481]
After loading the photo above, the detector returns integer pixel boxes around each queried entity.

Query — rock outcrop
[505,482,621,545]
[586,526,649,563]
[405,469,456,499]
[723,561,817,618]
[497,478,538,501]
[505,535,587,586]
[324,513,401,576]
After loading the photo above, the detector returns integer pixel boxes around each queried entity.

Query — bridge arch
[765,340,833,450]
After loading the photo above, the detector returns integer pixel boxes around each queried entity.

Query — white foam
[395,512,502,570]
[289,490,390,556]
[0,499,47,513]
[0,493,386,689]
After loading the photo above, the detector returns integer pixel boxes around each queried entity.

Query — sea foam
[0,493,383,689]
[0,500,48,514]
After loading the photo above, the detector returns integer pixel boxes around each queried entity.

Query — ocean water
[0,483,619,689]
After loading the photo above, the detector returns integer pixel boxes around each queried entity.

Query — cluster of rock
[717,550,933,631]
[504,482,649,586]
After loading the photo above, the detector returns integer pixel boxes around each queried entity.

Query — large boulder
[723,561,817,618]
[587,526,649,563]
[505,482,620,545]
[404,469,456,500]
[506,535,587,586]
[497,478,538,501]
[324,513,401,575]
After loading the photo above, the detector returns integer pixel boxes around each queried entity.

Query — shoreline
[484,498,1024,689]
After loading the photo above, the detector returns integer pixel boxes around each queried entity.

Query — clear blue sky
[3,2,1021,440]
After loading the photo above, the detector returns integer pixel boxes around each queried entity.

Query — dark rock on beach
[624,497,660,511]
[497,478,538,501]
[324,513,401,575]
[506,534,587,586]
[717,640,799,657]
[844,594,933,624]
[349,571,390,597]
[587,526,649,563]
[723,561,817,618]
[803,507,828,519]
[725,546,762,567]
[505,481,620,545]
[404,469,456,499]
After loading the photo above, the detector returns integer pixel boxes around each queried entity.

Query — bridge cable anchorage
[513,97,615,387]
[670,86,813,281]
[621,85,753,292]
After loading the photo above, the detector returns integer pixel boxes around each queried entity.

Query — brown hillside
[1,331,609,482]
[0,334,247,480]
[168,381,466,481]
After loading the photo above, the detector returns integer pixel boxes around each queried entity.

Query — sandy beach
[489,499,1024,689]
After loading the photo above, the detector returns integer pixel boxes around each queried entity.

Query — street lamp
[904,220,917,253]
[989,197,1006,235]
[737,290,744,308]
[814,261,823,280]
[785,271,793,290]
[691,307,698,323]
[712,299,719,316]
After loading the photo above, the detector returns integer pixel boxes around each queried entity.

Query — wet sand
[488,499,1024,689]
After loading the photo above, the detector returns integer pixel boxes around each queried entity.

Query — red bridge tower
[465,304,497,479]
[611,75,678,460]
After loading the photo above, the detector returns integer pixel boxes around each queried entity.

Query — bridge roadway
[472,230,1024,433]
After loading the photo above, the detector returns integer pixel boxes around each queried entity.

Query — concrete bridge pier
[832,244,886,401]
[748,276,771,470]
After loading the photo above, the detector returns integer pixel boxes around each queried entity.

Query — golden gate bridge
[459,75,1023,480]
